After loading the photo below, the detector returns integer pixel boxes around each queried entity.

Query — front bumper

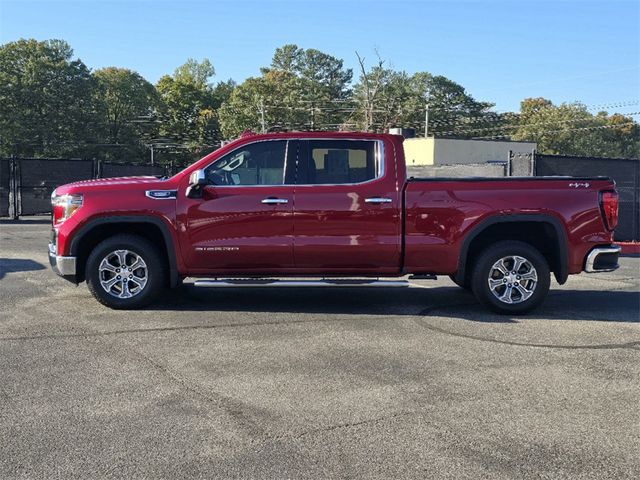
[48,242,77,281]
[584,245,620,273]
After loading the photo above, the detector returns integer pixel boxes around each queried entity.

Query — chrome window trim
[200,137,386,188]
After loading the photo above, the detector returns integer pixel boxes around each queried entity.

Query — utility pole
[259,97,266,133]
[150,145,154,166]
[424,101,429,138]
[424,87,431,138]
[310,103,317,131]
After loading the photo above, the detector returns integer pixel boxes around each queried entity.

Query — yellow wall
[403,138,435,166]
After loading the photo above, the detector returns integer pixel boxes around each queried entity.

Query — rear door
[181,139,297,273]
[293,138,402,274]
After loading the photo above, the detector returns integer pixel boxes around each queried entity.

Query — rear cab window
[299,140,382,185]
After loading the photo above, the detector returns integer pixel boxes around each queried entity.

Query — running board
[193,279,411,288]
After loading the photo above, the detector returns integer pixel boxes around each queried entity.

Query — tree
[173,58,215,88]
[411,74,495,137]
[510,98,639,158]
[219,70,302,137]
[352,52,495,134]
[219,44,353,136]
[264,44,353,129]
[92,67,159,160]
[155,58,221,159]
[353,52,424,132]
[0,39,95,157]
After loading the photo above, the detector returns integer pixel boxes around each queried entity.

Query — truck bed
[402,176,616,277]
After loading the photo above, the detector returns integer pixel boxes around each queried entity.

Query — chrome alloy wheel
[487,255,538,305]
[98,250,148,299]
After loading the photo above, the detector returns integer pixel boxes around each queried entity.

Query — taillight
[599,190,618,231]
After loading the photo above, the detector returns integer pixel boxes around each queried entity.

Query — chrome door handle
[365,197,393,204]
[261,198,288,204]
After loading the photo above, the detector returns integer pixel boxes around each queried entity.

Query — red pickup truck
[49,131,620,314]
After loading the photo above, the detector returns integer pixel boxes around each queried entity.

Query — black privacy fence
[1,154,639,242]
[535,154,640,242]
[0,158,191,218]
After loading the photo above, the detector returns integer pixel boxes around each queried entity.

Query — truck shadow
[155,285,640,323]
[0,258,46,280]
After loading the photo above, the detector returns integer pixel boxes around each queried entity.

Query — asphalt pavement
[1,219,639,479]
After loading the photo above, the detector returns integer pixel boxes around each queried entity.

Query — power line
[433,112,640,137]
[471,122,637,140]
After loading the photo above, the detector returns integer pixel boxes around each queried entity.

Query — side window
[305,140,379,184]
[204,140,287,186]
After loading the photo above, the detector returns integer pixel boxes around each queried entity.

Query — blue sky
[1,0,638,113]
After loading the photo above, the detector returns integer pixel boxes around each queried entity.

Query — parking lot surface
[1,219,639,479]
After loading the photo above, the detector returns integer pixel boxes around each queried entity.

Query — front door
[293,138,402,274]
[181,139,297,274]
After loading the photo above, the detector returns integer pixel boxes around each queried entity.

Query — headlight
[51,192,83,224]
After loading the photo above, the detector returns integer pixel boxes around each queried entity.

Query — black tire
[471,240,550,315]
[449,274,470,290]
[86,234,165,309]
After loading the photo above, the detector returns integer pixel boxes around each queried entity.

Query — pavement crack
[290,411,414,439]
[84,334,267,439]
[0,316,347,342]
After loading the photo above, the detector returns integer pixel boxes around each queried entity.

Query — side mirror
[186,169,207,198]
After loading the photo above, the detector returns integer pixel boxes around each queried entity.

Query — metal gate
[16,159,95,216]
[0,158,171,218]
[0,159,10,217]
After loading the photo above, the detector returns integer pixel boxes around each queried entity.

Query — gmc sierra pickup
[49,131,620,314]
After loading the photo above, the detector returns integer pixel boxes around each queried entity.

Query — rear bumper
[48,242,78,282]
[584,245,620,273]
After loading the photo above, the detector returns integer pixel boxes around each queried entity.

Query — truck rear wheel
[471,241,550,315]
[86,234,165,309]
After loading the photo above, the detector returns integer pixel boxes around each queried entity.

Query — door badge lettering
[195,247,240,252]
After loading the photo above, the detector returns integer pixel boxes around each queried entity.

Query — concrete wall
[434,138,536,165]
[407,163,506,179]
[403,137,536,166]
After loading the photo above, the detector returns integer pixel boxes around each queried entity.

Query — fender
[455,214,569,285]
[69,215,180,287]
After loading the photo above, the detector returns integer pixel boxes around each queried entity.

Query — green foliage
[0,39,637,161]
[219,44,353,136]
[511,98,639,158]
[352,53,495,135]
[219,70,304,137]
[92,67,159,160]
[0,39,95,157]
[155,58,221,160]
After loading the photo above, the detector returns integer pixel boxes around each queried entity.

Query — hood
[55,176,166,194]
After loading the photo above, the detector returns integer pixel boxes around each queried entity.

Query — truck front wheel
[86,234,166,309]
[471,241,550,315]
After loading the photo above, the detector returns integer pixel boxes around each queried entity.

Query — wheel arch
[455,214,569,286]
[69,216,180,287]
